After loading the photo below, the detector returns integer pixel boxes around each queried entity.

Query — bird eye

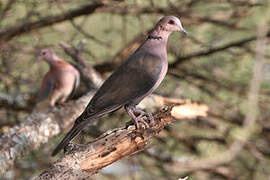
[168,20,175,25]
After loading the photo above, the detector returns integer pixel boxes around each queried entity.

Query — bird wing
[69,71,80,98]
[52,50,163,156]
[78,51,162,121]
[37,73,55,102]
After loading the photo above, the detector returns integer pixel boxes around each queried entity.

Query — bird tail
[51,118,88,156]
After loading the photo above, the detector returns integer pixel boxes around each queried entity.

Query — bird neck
[47,55,63,68]
[147,35,162,40]
[148,25,171,43]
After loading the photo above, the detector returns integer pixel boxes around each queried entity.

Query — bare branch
[94,32,147,73]
[0,92,34,112]
[0,90,95,176]
[59,41,104,89]
[35,107,174,179]
[0,0,16,21]
[170,14,268,171]
[97,5,248,29]
[0,90,209,176]
[0,2,104,44]
[169,31,270,67]
[35,101,208,179]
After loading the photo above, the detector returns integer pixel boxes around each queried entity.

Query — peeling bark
[0,92,208,176]
[34,107,175,179]
[0,91,95,176]
[34,99,208,179]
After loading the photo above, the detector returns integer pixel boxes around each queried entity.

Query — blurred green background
[0,0,270,179]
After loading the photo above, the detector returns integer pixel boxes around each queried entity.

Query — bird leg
[58,102,72,108]
[49,106,59,113]
[131,108,155,124]
[125,105,151,129]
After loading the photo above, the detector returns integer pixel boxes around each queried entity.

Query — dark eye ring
[168,20,175,25]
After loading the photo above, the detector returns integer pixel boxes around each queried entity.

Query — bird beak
[180,27,188,35]
[177,22,188,35]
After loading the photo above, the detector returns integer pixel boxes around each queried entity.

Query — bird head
[36,48,56,62]
[156,16,187,35]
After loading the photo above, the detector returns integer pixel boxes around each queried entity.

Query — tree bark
[0,92,208,176]
[0,91,95,176]
[35,102,208,179]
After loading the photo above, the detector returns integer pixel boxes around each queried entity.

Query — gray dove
[52,16,187,156]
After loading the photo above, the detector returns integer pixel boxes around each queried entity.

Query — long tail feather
[51,121,86,156]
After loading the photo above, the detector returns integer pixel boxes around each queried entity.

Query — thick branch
[0,92,208,176]
[98,6,248,29]
[35,107,173,179]
[0,91,95,176]
[0,92,34,112]
[35,102,208,179]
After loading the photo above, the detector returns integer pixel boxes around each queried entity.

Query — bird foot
[49,106,59,113]
[58,102,71,108]
[133,116,150,129]
[64,142,85,154]
[133,109,155,126]
[145,112,155,125]
[125,106,153,129]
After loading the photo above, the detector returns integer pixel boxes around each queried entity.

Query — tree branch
[0,92,34,112]
[35,101,208,179]
[0,0,16,21]
[59,41,104,89]
[169,14,268,172]
[169,30,270,67]
[0,90,208,177]
[0,2,105,44]
[35,107,174,179]
[0,90,95,176]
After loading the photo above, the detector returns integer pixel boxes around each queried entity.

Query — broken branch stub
[35,106,175,179]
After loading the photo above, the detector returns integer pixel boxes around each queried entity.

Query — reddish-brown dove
[36,48,80,107]
[52,16,187,156]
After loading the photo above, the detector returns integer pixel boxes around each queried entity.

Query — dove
[36,48,80,107]
[52,16,187,156]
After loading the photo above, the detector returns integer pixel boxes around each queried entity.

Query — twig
[169,31,270,67]
[0,2,105,44]
[0,0,16,21]
[171,13,268,171]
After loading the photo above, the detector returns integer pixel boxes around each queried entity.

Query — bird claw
[133,116,150,129]
[49,106,59,113]
[125,106,153,129]
[64,142,85,154]
[136,111,155,126]
[146,112,155,125]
